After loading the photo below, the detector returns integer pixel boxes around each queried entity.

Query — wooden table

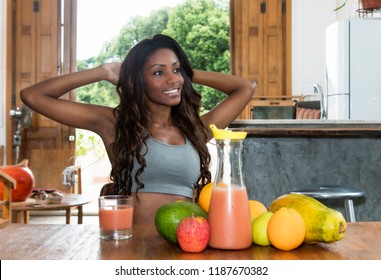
[0,222,380,260]
[11,194,92,224]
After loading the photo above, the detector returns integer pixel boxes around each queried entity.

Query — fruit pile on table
[154,183,347,253]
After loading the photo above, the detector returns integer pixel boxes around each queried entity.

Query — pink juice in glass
[208,186,252,250]
[99,205,133,239]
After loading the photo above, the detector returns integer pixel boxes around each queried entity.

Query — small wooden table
[0,222,380,260]
[11,194,92,224]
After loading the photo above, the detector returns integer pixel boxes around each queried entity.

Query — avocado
[155,201,208,244]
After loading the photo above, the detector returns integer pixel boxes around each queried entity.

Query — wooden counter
[0,222,380,260]
[230,120,381,137]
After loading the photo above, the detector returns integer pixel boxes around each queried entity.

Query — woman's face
[143,48,184,107]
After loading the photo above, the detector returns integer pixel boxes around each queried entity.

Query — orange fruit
[248,200,267,222]
[198,182,213,212]
[267,207,306,251]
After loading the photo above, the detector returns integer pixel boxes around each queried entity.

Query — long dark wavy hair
[106,34,211,201]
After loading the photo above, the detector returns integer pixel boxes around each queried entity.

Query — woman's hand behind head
[103,62,122,85]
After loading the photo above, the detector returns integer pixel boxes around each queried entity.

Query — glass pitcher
[208,125,252,250]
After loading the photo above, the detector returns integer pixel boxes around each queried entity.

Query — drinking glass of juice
[98,195,134,240]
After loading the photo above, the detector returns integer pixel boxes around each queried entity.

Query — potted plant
[334,0,381,11]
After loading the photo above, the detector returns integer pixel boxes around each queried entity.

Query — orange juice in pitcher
[208,125,252,250]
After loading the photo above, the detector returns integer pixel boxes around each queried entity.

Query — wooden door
[230,0,292,119]
[10,0,77,163]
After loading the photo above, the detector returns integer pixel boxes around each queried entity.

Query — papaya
[155,201,208,244]
[269,193,347,244]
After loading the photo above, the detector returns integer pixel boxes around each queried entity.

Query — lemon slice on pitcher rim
[210,124,247,140]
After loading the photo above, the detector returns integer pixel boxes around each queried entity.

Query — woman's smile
[162,88,180,96]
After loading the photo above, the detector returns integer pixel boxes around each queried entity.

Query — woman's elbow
[20,88,38,109]
[250,80,257,93]
[245,80,257,99]
[20,89,30,105]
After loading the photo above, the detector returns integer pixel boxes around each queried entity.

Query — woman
[20,34,256,224]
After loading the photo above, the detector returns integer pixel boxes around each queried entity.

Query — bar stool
[289,185,365,222]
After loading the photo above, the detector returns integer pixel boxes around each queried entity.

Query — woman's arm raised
[20,63,121,135]
[193,70,256,131]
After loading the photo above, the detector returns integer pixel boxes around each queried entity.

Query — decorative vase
[0,163,35,202]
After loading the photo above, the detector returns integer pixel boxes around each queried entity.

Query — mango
[269,193,347,244]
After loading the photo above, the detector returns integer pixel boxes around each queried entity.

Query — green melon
[155,201,208,244]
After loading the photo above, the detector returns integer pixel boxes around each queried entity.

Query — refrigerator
[325,19,381,120]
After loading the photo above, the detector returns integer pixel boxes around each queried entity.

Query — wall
[291,0,381,97]
[292,0,335,96]
[291,0,347,96]
[0,1,6,164]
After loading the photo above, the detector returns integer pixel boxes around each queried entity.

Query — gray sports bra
[130,136,200,198]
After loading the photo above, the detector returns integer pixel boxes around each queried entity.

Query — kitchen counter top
[230,120,381,137]
[0,222,380,260]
